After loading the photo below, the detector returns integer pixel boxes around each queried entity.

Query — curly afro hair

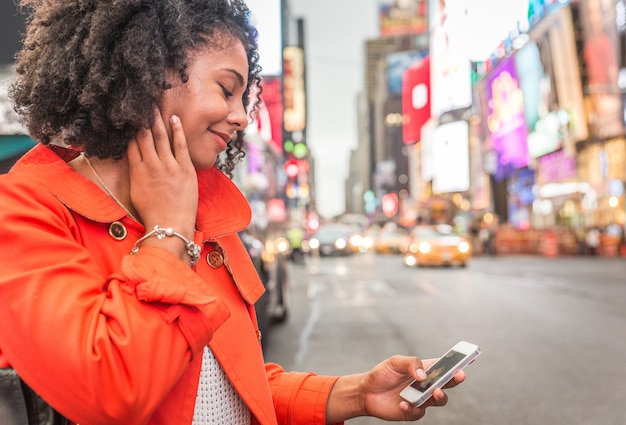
[10,0,262,177]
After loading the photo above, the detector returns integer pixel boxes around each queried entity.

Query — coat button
[109,221,127,240]
[206,250,224,268]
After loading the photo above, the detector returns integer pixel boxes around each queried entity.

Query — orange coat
[0,145,339,425]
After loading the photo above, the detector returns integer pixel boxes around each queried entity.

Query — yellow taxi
[403,224,471,267]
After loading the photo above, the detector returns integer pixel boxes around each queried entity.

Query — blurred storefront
[576,0,626,234]
[468,1,626,256]
[349,0,626,257]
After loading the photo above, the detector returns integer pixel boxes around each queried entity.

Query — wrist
[131,225,200,266]
[325,373,367,423]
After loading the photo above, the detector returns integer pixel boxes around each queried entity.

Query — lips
[209,129,231,150]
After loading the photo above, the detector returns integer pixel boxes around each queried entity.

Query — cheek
[180,117,209,146]
[160,84,196,124]
[188,143,219,170]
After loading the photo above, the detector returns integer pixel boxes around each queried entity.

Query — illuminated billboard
[429,0,472,116]
[485,56,529,178]
[579,0,625,139]
[379,0,428,37]
[402,55,430,144]
[432,121,470,194]
[387,50,427,96]
[258,76,283,152]
[282,46,306,133]
[516,5,586,158]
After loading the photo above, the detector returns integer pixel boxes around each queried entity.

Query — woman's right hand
[127,110,199,261]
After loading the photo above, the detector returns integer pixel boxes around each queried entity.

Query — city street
[263,253,626,425]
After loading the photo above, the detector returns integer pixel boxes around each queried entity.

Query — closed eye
[220,84,234,98]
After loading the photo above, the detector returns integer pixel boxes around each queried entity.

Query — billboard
[379,0,428,37]
[485,56,529,178]
[282,46,306,134]
[387,50,427,96]
[258,76,283,152]
[432,120,470,194]
[516,5,586,157]
[402,55,431,144]
[579,0,625,139]
[516,41,563,158]
[536,149,576,184]
[429,0,472,116]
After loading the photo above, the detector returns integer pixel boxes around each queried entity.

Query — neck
[75,154,139,222]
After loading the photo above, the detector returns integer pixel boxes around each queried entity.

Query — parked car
[307,223,354,256]
[239,231,290,348]
[403,224,471,267]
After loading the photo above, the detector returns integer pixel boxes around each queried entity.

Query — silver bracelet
[131,225,201,266]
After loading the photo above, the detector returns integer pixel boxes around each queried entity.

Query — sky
[253,0,528,219]
[288,0,381,219]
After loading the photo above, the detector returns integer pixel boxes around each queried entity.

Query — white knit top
[192,346,251,424]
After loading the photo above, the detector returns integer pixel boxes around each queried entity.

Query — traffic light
[382,193,399,217]
[284,159,299,179]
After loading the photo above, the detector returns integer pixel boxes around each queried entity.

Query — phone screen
[409,349,466,392]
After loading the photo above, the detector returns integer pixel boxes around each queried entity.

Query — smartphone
[399,341,480,407]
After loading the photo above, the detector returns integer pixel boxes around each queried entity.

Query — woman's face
[160,37,249,170]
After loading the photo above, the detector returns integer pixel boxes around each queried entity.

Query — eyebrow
[222,68,245,87]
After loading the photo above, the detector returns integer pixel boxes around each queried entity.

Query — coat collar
[10,144,252,237]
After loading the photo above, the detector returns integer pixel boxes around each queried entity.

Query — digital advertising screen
[515,41,562,158]
[387,50,428,96]
[379,0,428,37]
[429,0,472,116]
[402,55,431,144]
[579,0,625,138]
[485,56,529,178]
[258,76,283,152]
[432,120,470,194]
[282,46,306,133]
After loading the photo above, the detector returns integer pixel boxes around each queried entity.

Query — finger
[429,388,449,406]
[410,357,437,381]
[443,370,466,389]
[395,355,424,379]
[135,125,158,162]
[127,138,141,163]
[150,108,173,159]
[399,401,426,421]
[169,115,192,164]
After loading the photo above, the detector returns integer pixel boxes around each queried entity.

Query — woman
[0,1,466,424]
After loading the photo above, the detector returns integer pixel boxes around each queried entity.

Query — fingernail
[170,115,179,124]
[416,369,427,380]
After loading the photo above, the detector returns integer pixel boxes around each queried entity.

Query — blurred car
[357,225,379,253]
[403,224,471,267]
[239,231,290,348]
[307,223,354,256]
[374,225,409,254]
[347,232,371,253]
[339,214,371,253]
[342,224,373,254]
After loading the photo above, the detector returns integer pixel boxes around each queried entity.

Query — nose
[229,101,248,131]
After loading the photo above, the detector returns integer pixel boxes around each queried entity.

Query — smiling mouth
[208,130,230,149]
